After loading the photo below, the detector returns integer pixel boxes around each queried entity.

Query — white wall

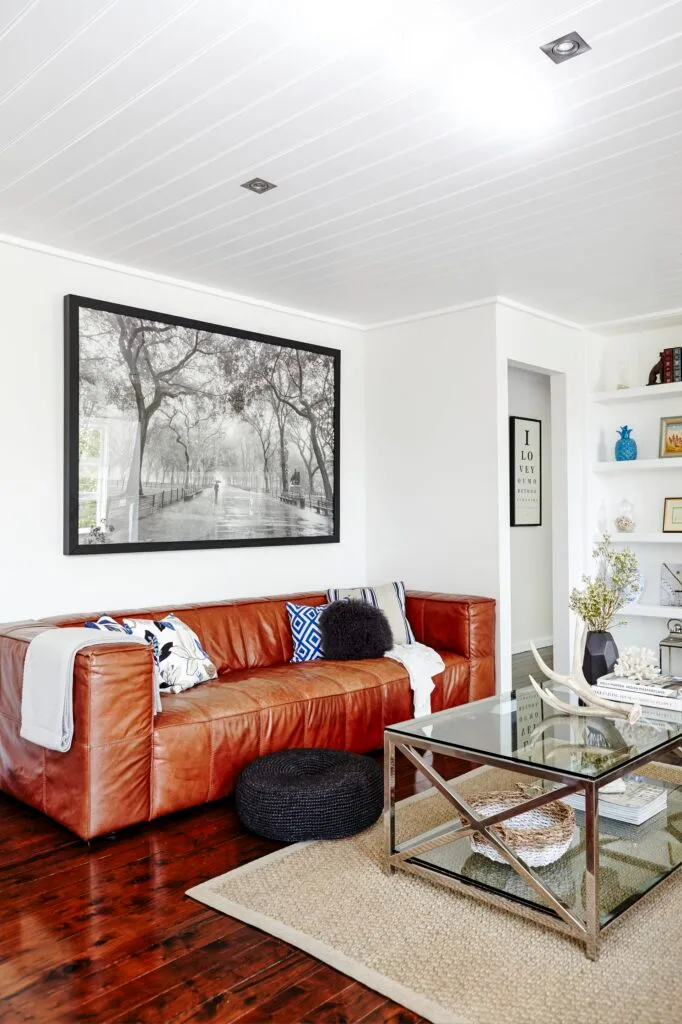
[364,304,499,597]
[508,366,553,653]
[495,304,589,685]
[364,301,589,690]
[0,240,366,622]
[0,234,598,686]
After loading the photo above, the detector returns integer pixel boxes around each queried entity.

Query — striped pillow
[325,582,414,646]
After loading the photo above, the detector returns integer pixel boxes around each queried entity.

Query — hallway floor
[511,646,553,690]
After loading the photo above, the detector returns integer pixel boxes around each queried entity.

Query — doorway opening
[508,366,554,685]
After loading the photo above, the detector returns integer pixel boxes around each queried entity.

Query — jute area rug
[187,768,682,1024]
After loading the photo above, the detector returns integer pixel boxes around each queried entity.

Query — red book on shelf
[663,347,674,383]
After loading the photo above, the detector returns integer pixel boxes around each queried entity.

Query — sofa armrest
[405,592,495,702]
[0,624,155,839]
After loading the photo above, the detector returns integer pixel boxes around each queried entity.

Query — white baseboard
[512,636,553,655]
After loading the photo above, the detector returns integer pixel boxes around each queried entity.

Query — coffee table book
[561,777,668,825]
[595,674,682,711]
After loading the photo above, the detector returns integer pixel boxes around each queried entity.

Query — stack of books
[660,347,682,383]
[562,777,668,825]
[595,674,682,724]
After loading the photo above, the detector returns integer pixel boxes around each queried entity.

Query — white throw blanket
[385,642,445,717]
[21,628,158,753]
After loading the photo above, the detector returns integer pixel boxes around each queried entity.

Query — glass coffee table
[384,683,682,959]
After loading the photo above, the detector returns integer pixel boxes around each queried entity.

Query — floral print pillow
[122,613,217,694]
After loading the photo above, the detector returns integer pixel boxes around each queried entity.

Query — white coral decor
[613,646,662,682]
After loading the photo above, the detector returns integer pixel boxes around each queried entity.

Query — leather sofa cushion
[151,652,469,818]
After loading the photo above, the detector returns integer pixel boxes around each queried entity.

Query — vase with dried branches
[568,534,641,684]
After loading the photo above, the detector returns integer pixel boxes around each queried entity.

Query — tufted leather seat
[152,652,469,818]
[0,590,495,839]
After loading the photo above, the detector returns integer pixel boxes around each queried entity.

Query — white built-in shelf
[596,533,682,544]
[592,382,682,405]
[621,604,681,619]
[593,458,681,474]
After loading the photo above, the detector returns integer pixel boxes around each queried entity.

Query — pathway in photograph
[137,483,333,543]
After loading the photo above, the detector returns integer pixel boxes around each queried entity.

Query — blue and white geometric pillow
[122,613,217,693]
[286,602,328,663]
[325,581,415,646]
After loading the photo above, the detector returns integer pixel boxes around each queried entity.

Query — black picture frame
[509,415,542,527]
[64,295,341,555]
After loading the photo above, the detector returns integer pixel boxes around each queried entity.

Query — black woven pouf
[235,749,383,842]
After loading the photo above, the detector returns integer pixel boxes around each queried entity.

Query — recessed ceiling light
[540,31,590,64]
[241,177,277,194]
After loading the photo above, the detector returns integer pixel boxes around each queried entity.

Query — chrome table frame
[383,728,682,960]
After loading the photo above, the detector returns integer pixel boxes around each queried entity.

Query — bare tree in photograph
[268,348,335,503]
[228,343,335,502]
[241,401,277,492]
[289,414,319,491]
[271,394,290,495]
[80,310,220,497]
[161,396,223,491]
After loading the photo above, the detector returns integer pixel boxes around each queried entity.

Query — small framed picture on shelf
[659,416,682,458]
[663,497,682,533]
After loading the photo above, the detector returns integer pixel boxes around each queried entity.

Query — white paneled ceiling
[1,0,681,326]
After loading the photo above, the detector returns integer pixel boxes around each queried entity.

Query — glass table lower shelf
[404,778,682,930]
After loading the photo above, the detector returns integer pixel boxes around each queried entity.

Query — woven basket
[463,789,576,868]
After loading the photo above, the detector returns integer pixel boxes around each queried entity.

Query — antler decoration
[528,620,642,724]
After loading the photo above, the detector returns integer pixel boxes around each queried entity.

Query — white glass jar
[615,499,635,533]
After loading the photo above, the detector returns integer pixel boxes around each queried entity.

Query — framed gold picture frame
[659,416,682,458]
[663,497,682,533]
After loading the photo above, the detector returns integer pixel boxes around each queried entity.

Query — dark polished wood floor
[0,750,473,1024]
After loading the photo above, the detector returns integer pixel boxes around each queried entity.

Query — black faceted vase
[582,631,619,685]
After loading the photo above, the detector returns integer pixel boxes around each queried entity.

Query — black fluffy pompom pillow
[319,600,393,660]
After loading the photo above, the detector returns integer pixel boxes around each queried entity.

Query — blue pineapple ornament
[615,425,637,461]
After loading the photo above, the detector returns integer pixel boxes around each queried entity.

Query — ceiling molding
[494,297,586,333]
[360,297,498,331]
[361,295,585,333]
[587,307,682,336]
[0,232,363,332]
[3,232,678,339]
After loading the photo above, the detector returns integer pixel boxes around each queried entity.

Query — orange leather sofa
[0,590,495,840]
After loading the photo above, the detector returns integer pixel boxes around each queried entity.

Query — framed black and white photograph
[509,415,542,527]
[64,295,340,555]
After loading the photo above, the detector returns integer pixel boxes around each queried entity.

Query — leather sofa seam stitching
[208,721,215,802]
[151,665,463,730]
[152,672,430,728]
